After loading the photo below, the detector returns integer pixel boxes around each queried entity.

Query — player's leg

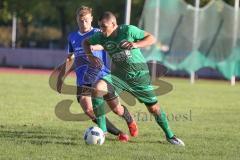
[147,103,184,146]
[131,85,184,146]
[77,87,107,131]
[106,97,138,137]
[77,85,128,141]
[92,97,129,142]
[78,95,95,119]
[77,85,97,117]
[92,80,138,137]
[92,95,129,142]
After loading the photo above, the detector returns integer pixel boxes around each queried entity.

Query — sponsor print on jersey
[104,39,132,62]
[74,47,84,53]
[112,50,132,62]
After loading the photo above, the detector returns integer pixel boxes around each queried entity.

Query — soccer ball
[83,126,105,145]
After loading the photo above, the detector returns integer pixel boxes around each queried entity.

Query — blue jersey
[67,28,110,86]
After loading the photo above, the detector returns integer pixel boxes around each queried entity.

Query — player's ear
[112,21,116,27]
[112,20,117,27]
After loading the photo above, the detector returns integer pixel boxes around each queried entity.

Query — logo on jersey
[104,39,131,51]
[104,40,133,62]
[104,41,118,51]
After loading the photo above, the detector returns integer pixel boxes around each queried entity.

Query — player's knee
[112,106,122,115]
[93,81,107,97]
[78,96,91,105]
[84,108,94,114]
[79,96,86,102]
[148,105,159,114]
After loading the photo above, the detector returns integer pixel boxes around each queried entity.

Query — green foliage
[3,0,238,48]
[184,0,240,7]
[223,0,240,7]
[0,0,145,48]
[184,0,212,7]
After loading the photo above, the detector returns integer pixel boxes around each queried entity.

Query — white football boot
[167,135,185,146]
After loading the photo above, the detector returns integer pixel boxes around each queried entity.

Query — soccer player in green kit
[83,11,185,146]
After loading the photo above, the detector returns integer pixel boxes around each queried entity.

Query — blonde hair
[76,6,92,17]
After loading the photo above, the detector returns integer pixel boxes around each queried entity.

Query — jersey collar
[78,27,93,36]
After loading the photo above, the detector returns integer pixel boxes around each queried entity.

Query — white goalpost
[231,0,240,86]
[12,12,17,49]
[125,0,132,25]
[191,0,201,84]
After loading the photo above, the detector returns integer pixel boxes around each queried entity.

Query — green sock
[154,110,174,139]
[92,97,107,132]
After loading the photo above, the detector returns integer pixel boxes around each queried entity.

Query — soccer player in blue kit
[57,6,138,142]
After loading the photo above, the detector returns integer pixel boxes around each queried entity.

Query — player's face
[98,19,115,37]
[77,13,93,33]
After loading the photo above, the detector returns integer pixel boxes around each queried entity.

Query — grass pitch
[0,72,239,160]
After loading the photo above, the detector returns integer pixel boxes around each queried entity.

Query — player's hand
[120,41,137,50]
[88,55,102,68]
[90,45,104,51]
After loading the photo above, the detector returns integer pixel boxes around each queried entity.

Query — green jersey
[89,25,157,104]
[88,25,150,85]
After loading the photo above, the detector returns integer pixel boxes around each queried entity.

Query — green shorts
[102,74,158,105]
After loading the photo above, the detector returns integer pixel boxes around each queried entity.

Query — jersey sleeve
[67,35,74,54]
[88,33,102,45]
[128,25,145,40]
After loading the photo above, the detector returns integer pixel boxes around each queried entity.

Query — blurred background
[0,0,239,84]
[0,0,145,49]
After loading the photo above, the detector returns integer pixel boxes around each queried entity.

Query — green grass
[0,73,240,160]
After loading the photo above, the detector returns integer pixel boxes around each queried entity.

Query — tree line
[0,0,238,48]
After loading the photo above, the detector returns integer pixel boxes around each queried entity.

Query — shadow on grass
[128,139,166,144]
[105,136,166,144]
[0,129,79,146]
[0,126,169,145]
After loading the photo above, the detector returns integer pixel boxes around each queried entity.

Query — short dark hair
[98,11,117,23]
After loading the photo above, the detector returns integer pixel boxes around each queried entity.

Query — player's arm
[83,38,102,68]
[90,44,104,51]
[57,53,74,93]
[131,31,156,48]
[120,25,156,50]
[121,31,156,50]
